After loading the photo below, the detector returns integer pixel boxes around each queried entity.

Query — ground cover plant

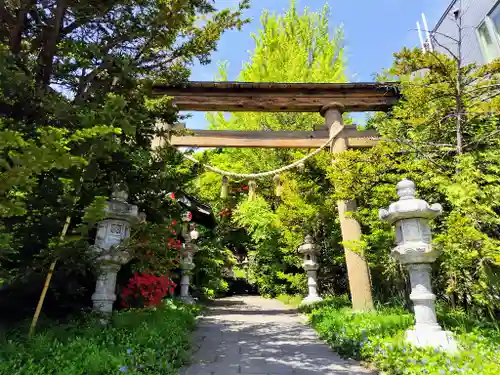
[0,300,199,375]
[294,296,500,375]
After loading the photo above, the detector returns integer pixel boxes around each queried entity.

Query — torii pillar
[320,103,374,311]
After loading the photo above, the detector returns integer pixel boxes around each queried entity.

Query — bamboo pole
[29,215,72,338]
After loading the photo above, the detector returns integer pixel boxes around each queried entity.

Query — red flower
[242,186,249,191]
[169,192,176,200]
[171,219,177,225]
[120,273,176,308]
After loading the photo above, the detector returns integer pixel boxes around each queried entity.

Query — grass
[276,294,352,312]
[279,294,500,375]
[276,294,302,307]
[0,299,199,375]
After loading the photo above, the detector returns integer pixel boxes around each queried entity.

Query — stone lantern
[298,235,322,305]
[91,185,142,314]
[379,179,457,352]
[180,218,199,304]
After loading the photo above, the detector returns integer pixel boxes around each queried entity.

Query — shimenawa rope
[171,131,349,179]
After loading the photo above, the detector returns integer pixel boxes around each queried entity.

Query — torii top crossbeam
[150,81,400,149]
[151,81,400,112]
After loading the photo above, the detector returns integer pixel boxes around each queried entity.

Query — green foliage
[297,294,352,313]
[328,48,500,313]
[0,300,198,374]
[308,303,500,375]
[78,196,109,237]
[0,0,249,315]
[232,197,281,243]
[196,0,348,297]
[192,230,233,299]
[125,220,181,276]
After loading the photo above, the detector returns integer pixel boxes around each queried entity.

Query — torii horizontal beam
[151,81,400,112]
[168,126,378,148]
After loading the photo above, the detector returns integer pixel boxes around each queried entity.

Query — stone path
[180,296,375,375]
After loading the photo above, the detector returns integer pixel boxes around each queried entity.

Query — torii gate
[151,81,400,310]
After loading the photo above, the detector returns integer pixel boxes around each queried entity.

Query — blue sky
[184,0,450,129]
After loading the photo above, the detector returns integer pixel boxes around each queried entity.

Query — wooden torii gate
[152,81,400,310]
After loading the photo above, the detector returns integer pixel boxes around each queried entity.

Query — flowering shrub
[306,299,500,375]
[219,207,232,217]
[128,220,181,274]
[182,211,192,221]
[121,273,176,308]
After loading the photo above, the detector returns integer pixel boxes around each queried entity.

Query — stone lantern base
[180,261,195,305]
[179,272,196,305]
[180,295,196,305]
[406,329,458,352]
[300,295,323,306]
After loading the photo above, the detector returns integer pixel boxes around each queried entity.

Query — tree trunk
[36,0,67,90]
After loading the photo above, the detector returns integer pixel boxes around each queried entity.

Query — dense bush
[0,300,198,375]
[190,226,235,299]
[307,300,500,375]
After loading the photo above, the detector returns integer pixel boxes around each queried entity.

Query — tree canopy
[0,0,249,316]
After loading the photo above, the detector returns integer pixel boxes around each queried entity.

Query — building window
[477,2,500,63]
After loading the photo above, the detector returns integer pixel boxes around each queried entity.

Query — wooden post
[321,103,374,311]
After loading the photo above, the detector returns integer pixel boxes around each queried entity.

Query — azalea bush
[0,300,199,375]
[307,300,500,375]
[121,273,176,308]
[126,220,182,275]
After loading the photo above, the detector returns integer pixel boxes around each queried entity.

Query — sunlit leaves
[195,1,347,296]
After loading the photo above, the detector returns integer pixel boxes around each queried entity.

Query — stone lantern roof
[298,235,318,255]
[379,179,442,225]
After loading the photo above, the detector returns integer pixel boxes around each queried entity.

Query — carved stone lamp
[91,185,141,314]
[180,215,198,304]
[379,179,457,352]
[298,235,322,305]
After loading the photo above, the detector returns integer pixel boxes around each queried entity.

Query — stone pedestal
[180,247,196,304]
[91,186,141,314]
[92,263,122,313]
[298,235,322,305]
[379,179,458,352]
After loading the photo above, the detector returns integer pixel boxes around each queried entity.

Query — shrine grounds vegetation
[0,300,199,375]
[0,0,250,320]
[1,0,500,373]
[279,296,500,375]
[0,1,245,371]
